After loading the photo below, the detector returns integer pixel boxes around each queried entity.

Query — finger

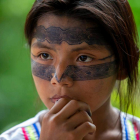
[49,98,71,114]
[74,122,96,139]
[39,111,47,125]
[57,100,92,120]
[65,110,93,130]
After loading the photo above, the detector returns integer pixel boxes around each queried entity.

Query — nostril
[51,74,73,87]
[50,74,57,85]
[52,82,57,86]
[63,83,69,86]
[60,77,73,87]
[51,81,57,86]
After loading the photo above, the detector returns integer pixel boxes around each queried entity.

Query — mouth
[50,95,72,103]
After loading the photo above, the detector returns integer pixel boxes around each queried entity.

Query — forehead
[33,13,112,53]
[37,13,96,29]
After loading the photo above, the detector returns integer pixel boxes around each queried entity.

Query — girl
[0,0,140,139]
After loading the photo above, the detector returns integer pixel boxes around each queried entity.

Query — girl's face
[31,14,117,113]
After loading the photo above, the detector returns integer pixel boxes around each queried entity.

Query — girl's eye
[39,53,52,60]
[78,55,93,62]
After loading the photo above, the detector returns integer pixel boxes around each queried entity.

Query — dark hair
[25,0,139,113]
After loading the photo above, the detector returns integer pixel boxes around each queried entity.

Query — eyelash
[35,53,93,63]
[38,53,53,60]
[77,55,93,63]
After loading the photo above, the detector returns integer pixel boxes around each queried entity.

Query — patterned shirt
[0,109,140,140]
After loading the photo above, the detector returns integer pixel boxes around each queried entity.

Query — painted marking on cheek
[33,25,109,45]
[56,61,118,82]
[31,59,55,81]
[31,59,117,82]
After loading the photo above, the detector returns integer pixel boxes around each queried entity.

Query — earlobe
[116,68,128,80]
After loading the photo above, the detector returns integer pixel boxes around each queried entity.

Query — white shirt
[0,109,140,140]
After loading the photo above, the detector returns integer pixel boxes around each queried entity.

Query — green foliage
[0,0,140,134]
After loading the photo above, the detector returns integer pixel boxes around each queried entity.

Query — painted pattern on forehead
[33,25,110,46]
[31,59,117,82]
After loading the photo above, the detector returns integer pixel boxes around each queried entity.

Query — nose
[51,62,73,87]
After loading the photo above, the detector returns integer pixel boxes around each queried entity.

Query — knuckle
[80,110,87,116]
[80,111,93,122]
[86,104,90,110]
[83,103,90,112]
[85,103,90,109]
[42,113,50,122]
[68,132,76,140]
[60,98,66,102]
[70,100,79,108]
[62,122,69,131]
[84,122,92,129]
[49,115,59,126]
[60,97,70,103]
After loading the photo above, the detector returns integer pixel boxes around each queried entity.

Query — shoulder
[0,110,47,140]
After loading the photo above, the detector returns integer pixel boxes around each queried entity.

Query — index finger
[49,97,71,114]
[56,99,92,120]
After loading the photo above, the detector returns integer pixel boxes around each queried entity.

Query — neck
[91,97,121,135]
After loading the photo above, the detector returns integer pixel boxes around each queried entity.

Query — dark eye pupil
[42,53,48,58]
[80,55,87,61]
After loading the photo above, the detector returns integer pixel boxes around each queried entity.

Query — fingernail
[55,99,60,103]
[87,110,92,117]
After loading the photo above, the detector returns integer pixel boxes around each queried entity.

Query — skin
[31,14,122,140]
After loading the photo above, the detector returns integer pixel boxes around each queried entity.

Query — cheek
[32,75,53,108]
[77,76,116,111]
[31,60,56,109]
[78,80,104,100]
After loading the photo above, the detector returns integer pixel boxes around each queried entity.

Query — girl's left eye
[78,55,93,62]
[39,53,53,60]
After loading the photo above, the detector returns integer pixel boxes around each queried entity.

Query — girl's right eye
[39,53,53,60]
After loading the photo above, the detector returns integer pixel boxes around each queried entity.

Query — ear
[116,68,128,80]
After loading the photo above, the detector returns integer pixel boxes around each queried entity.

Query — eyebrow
[32,42,111,57]
[31,42,56,52]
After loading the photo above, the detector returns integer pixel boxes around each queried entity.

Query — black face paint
[33,25,109,46]
[31,59,55,81]
[31,59,117,82]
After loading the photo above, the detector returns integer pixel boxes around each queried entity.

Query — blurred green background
[0,0,140,134]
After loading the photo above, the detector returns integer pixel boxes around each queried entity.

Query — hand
[39,98,96,140]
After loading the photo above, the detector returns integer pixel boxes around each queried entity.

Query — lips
[50,95,72,103]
